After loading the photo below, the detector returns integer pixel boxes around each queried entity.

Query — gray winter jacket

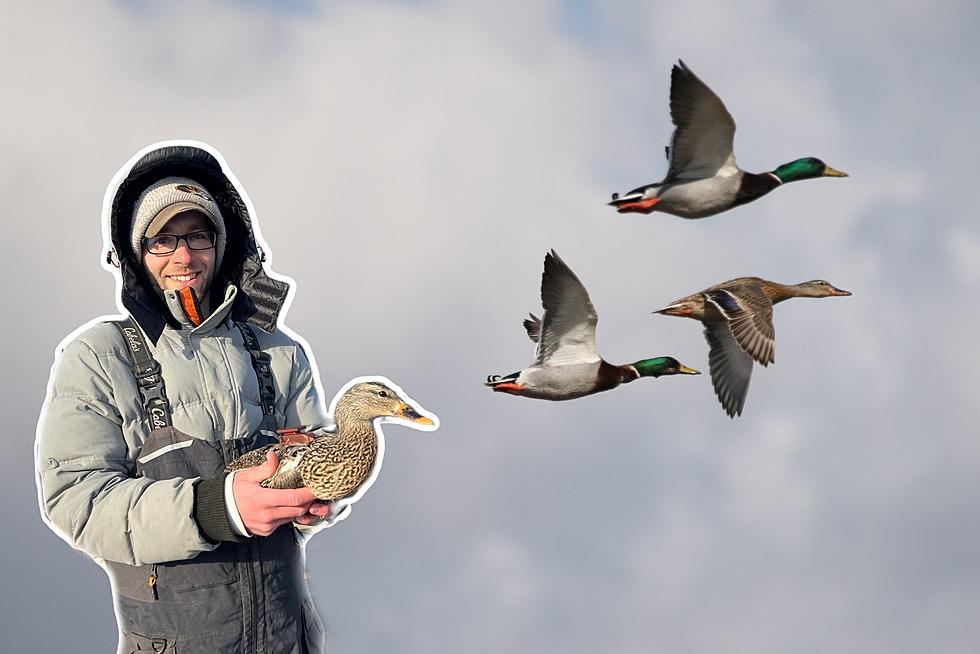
[36,143,329,653]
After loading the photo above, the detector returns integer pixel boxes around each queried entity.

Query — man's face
[141,211,216,297]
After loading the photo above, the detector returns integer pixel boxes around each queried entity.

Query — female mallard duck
[608,60,848,218]
[655,277,851,417]
[227,377,438,523]
[486,250,699,401]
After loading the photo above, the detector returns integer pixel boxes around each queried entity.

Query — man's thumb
[238,449,278,482]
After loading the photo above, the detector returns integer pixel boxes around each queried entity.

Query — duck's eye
[378,390,388,398]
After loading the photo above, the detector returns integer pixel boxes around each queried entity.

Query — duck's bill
[653,304,692,316]
[399,402,435,425]
[678,365,701,375]
[609,196,661,213]
[823,166,848,177]
[828,286,852,296]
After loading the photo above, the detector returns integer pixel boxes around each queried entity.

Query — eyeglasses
[143,230,217,255]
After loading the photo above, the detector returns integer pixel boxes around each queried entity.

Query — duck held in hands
[227,378,438,524]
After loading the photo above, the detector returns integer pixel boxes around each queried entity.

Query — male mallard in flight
[655,277,851,417]
[609,60,848,218]
[486,250,699,401]
[227,378,438,523]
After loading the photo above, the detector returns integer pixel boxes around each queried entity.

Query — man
[36,141,331,653]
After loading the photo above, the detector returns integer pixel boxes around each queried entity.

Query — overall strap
[235,321,279,432]
[113,317,172,429]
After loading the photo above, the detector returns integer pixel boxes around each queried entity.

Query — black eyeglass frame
[142,230,217,256]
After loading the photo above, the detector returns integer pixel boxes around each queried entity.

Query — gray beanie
[130,176,227,269]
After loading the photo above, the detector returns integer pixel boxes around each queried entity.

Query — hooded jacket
[36,142,328,652]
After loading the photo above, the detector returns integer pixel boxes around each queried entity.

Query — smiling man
[36,143,331,653]
[132,178,223,321]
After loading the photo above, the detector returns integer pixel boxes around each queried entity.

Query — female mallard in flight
[486,250,700,401]
[608,60,848,218]
[655,277,851,417]
[227,378,438,524]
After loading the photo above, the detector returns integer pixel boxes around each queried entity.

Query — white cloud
[946,227,980,285]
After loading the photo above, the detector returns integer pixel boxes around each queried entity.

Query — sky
[3,0,979,652]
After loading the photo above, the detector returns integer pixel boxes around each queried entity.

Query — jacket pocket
[120,630,177,653]
[108,543,240,601]
[154,543,240,594]
[136,427,225,480]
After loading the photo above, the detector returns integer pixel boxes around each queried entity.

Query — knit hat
[130,176,227,268]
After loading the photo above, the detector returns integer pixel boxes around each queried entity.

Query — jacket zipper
[243,537,260,654]
[147,564,159,600]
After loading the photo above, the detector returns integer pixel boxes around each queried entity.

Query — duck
[226,377,438,523]
[486,250,700,401]
[654,277,851,417]
[608,60,848,218]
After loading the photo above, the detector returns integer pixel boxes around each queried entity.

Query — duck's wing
[534,250,600,367]
[259,444,311,489]
[666,60,738,181]
[226,443,277,472]
[703,285,775,366]
[703,303,754,418]
[225,442,310,488]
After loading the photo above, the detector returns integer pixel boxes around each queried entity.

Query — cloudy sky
[3,0,979,651]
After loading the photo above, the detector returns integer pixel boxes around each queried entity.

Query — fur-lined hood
[104,141,290,343]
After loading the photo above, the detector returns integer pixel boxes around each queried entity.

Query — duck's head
[339,381,437,428]
[773,157,848,183]
[792,279,852,298]
[632,357,701,378]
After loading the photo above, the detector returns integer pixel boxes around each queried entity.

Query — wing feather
[523,313,542,343]
[535,251,600,367]
[704,286,775,366]
[703,304,754,418]
[667,60,738,180]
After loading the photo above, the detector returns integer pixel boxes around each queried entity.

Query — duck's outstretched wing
[704,286,775,366]
[667,60,738,181]
[535,250,600,367]
[703,302,754,418]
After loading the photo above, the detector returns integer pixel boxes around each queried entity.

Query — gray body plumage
[634,173,743,219]
[511,362,607,401]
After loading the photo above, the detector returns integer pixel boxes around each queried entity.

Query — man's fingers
[267,505,313,521]
[309,501,332,517]
[254,503,319,525]
[294,513,325,526]
[249,506,311,535]
[233,462,325,537]
[266,486,318,506]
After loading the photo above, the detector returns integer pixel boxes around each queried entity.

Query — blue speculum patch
[706,290,741,315]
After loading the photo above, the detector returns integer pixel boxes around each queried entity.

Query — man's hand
[233,451,332,536]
